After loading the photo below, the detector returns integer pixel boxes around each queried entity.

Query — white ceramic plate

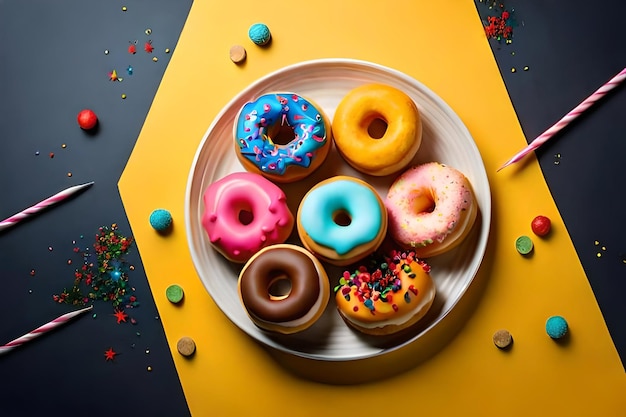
[186,59,491,361]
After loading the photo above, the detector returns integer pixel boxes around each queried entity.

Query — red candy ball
[77,109,98,130]
[531,215,551,236]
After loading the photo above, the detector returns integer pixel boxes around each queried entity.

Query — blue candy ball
[149,209,173,231]
[546,315,568,339]
[248,23,271,46]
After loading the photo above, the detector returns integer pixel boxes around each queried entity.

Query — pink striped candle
[498,67,626,171]
[0,181,94,232]
[0,305,93,356]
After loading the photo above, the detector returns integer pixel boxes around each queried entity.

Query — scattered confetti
[77,109,98,130]
[35,151,40,156]
[104,347,117,361]
[523,66,529,71]
[126,65,133,75]
[145,28,152,35]
[546,315,568,339]
[49,152,54,158]
[166,284,184,304]
[108,69,119,81]
[121,6,127,12]
[30,269,36,276]
[594,240,607,258]
[149,208,172,231]
[483,8,514,42]
[531,215,551,237]
[128,41,137,54]
[230,45,247,64]
[53,224,139,309]
[248,23,271,46]
[121,94,127,99]
[144,40,154,53]
[511,67,516,73]
[61,144,66,149]
[113,309,128,324]
[104,49,109,55]
[177,336,196,357]
[515,235,534,255]
[165,48,170,54]
[147,366,152,372]
[553,153,561,165]
[152,57,158,62]
[493,329,513,349]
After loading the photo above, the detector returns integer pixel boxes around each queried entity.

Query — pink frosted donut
[385,162,478,258]
[201,172,294,263]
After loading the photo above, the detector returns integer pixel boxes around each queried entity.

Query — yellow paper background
[119,0,626,415]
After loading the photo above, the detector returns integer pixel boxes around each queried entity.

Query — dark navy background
[0,2,623,416]
[475,0,626,369]
[0,1,193,416]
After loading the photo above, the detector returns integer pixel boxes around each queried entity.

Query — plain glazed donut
[332,83,422,176]
[385,162,478,258]
[297,176,387,266]
[234,92,332,183]
[335,250,435,336]
[201,172,294,263]
[238,244,330,334]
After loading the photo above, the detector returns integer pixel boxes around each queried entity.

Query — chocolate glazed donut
[238,244,330,334]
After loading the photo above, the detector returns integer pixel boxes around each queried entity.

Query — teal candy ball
[248,23,271,45]
[546,315,568,339]
[149,209,173,231]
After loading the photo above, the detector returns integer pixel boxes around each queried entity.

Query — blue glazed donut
[234,92,332,183]
[296,176,388,266]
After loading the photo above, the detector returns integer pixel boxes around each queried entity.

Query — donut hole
[267,273,292,301]
[270,123,296,146]
[238,209,254,225]
[367,117,388,139]
[333,210,352,227]
[411,191,436,214]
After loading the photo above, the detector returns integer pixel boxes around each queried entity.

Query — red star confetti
[128,41,136,54]
[144,40,154,53]
[108,69,119,81]
[113,309,128,324]
[104,347,117,361]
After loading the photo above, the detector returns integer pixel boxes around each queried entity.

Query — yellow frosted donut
[385,162,478,258]
[332,84,422,176]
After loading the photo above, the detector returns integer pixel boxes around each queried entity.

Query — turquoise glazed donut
[234,92,331,183]
[296,176,387,266]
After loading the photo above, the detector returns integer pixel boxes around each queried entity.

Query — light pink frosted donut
[201,172,294,263]
[385,162,477,258]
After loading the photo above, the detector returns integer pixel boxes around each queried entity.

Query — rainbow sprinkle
[334,250,430,314]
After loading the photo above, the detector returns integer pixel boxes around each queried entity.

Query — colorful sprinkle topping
[334,250,430,314]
